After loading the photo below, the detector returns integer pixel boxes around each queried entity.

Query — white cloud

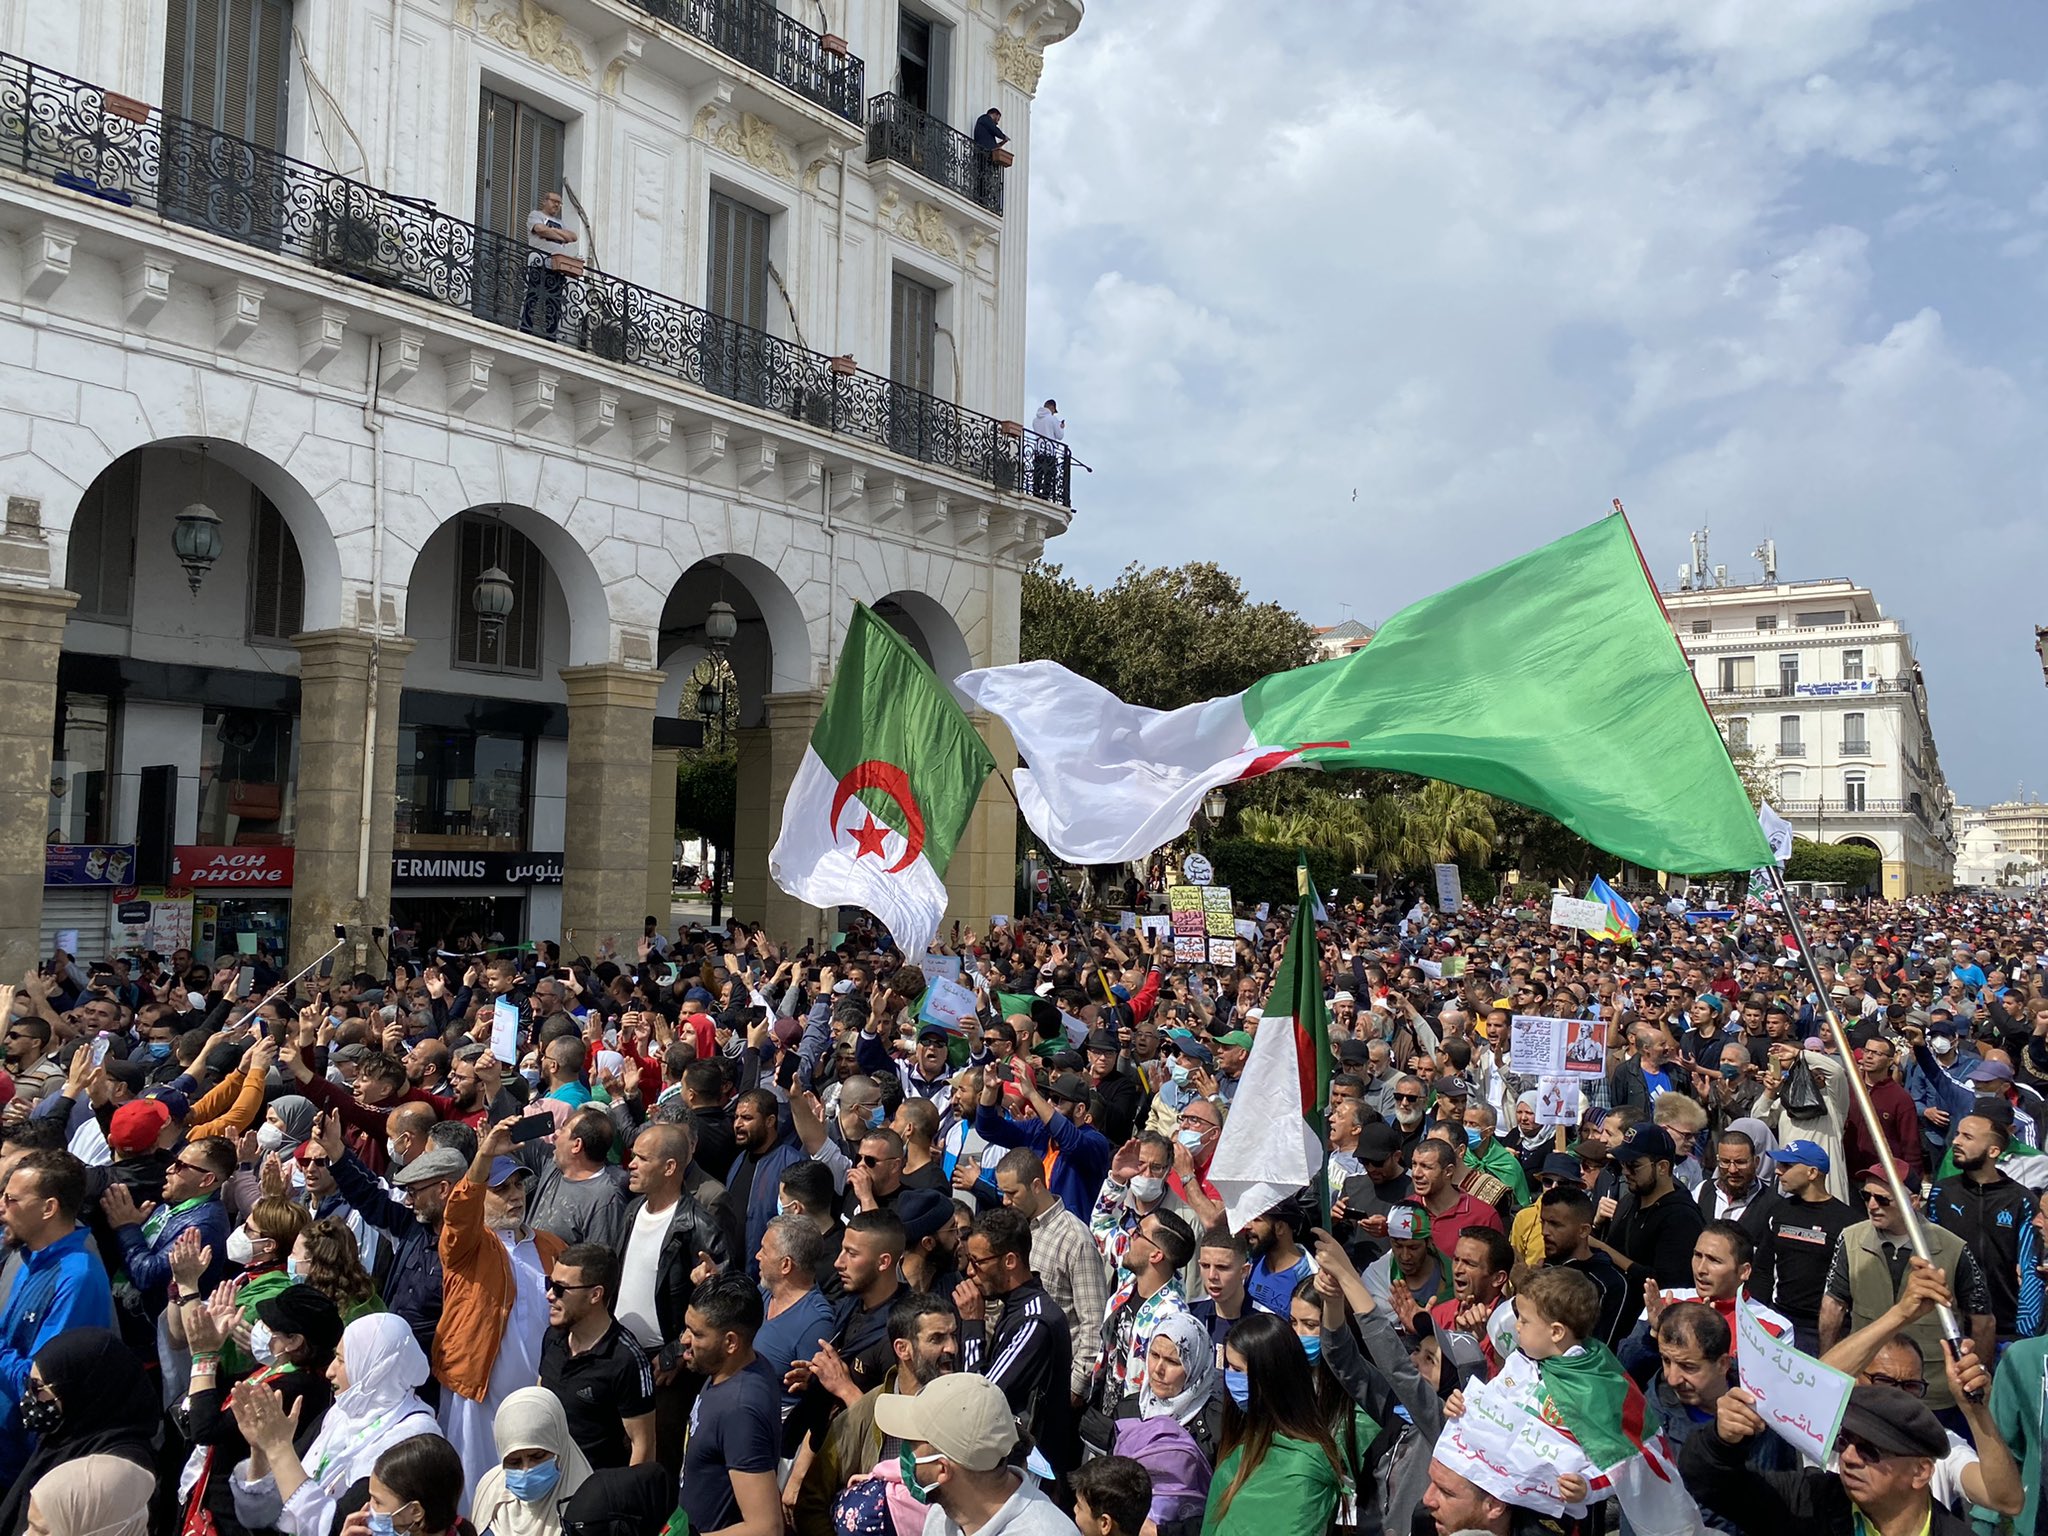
[1024,0,2048,804]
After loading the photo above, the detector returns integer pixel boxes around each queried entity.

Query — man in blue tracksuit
[0,1150,115,1484]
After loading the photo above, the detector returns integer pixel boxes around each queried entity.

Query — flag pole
[1298,856,1334,1229]
[1763,862,1971,1368]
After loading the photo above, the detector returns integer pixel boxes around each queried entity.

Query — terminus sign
[390,853,565,886]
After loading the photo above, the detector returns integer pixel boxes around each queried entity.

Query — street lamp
[472,564,515,653]
[1203,788,1228,825]
[696,677,723,729]
[705,599,739,650]
[172,445,224,594]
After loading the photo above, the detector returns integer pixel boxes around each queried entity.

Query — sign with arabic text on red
[172,846,295,888]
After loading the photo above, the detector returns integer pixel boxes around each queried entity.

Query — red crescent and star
[829,760,927,874]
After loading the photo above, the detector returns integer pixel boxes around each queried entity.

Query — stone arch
[61,436,346,632]
[658,554,813,727]
[871,590,973,684]
[397,503,614,680]
[1838,835,1882,852]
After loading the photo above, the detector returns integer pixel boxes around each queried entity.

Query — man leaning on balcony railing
[973,106,1010,205]
[522,191,580,340]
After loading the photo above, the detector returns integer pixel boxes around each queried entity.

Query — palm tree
[1239,799,1379,872]
[1389,781,1497,871]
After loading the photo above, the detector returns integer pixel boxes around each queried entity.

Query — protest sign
[491,998,520,1065]
[1549,893,1607,933]
[1118,910,1138,931]
[1430,1352,1597,1520]
[1234,919,1259,943]
[1512,1014,1610,1078]
[1416,958,1442,980]
[919,974,980,1031]
[1182,853,1214,885]
[1168,885,1206,963]
[1736,1296,1852,1464]
[1534,1076,1580,1125]
[919,952,963,985]
[1140,915,1172,940]
[1435,863,1463,913]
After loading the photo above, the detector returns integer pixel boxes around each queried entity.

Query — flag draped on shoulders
[768,604,994,961]
[955,515,1773,874]
[1208,857,1330,1230]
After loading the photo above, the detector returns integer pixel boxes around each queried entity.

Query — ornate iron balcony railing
[0,52,1070,506]
[866,92,1002,215]
[625,0,864,123]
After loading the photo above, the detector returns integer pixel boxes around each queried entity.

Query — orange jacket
[187,1068,268,1140]
[434,1175,564,1401]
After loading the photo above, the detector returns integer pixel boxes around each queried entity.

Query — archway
[872,590,973,684]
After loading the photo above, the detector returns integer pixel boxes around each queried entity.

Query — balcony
[866,93,1003,215]
[623,0,864,123]
[0,52,1073,506]
[1776,743,1806,757]
[1775,799,1915,817]
[1703,677,1911,702]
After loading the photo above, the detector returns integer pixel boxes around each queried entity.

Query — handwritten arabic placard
[1432,1352,1597,1519]
[1736,1294,1852,1463]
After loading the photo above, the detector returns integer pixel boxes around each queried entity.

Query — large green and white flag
[769,604,995,958]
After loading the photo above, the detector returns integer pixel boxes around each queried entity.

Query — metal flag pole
[239,939,349,1031]
[1763,862,1970,1362]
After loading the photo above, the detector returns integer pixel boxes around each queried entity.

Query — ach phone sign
[173,846,296,888]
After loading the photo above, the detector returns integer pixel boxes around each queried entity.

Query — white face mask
[1129,1175,1166,1205]
[256,1123,288,1152]
[387,1135,406,1168]
[226,1226,256,1266]
[1932,1036,1956,1056]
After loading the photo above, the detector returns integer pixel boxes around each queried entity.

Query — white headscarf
[299,1313,439,1495]
[469,1387,595,1536]
[30,1456,155,1536]
[1728,1114,1778,1160]
[1136,1311,1217,1426]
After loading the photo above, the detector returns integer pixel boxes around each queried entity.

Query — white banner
[1435,862,1463,913]
[1550,893,1608,933]
[918,974,981,1031]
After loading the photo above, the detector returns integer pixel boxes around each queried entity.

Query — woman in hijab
[0,1329,158,1536]
[471,1389,593,1536]
[1113,1313,1218,1536]
[261,1096,319,1157]
[469,1389,596,1536]
[24,1456,156,1536]
[1728,1113,1778,1160]
[230,1311,440,1536]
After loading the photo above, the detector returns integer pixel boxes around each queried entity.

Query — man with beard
[1537,1187,1628,1347]
[1750,1139,1857,1354]
[1387,1073,1430,1154]
[722,1088,806,1272]
[1843,1035,1925,1190]
[1926,1112,2036,1342]
[1409,1138,1503,1264]
[437,1042,521,1129]
[1693,1128,1778,1230]
[793,1292,960,1536]
[406,1036,451,1095]
[1593,1124,1703,1333]
[329,1129,456,1371]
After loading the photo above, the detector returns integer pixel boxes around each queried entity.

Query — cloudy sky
[1023,0,2048,808]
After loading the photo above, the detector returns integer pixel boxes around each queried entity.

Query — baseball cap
[1610,1124,1675,1168]
[254,1283,344,1362]
[914,1022,951,1044]
[1046,1072,1091,1105]
[1538,1152,1582,1182]
[486,1157,531,1187]
[1855,1165,1897,1193]
[1768,1140,1831,1173]
[1357,1123,1402,1162]
[148,1087,191,1123]
[1083,1028,1121,1055]
[1385,1203,1432,1240]
[1838,1384,1947,1459]
[107,1099,171,1154]
[393,1146,468,1186]
[1335,1039,1373,1066]
[874,1371,1019,1470]
[1213,1030,1254,1049]
[1968,1059,2016,1083]
[1435,1075,1470,1099]
[103,1058,149,1094]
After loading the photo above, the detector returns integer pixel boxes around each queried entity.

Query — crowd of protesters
[6,882,2048,1536]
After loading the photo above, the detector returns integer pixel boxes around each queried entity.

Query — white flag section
[1759,801,1795,865]
[953,661,1263,863]
[1207,1011,1321,1230]
[769,747,951,961]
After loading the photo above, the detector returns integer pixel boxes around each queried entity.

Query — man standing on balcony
[973,107,1009,207]
[523,190,578,340]
[1032,398,1065,497]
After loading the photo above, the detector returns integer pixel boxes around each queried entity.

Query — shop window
[247,493,306,641]
[197,708,296,845]
[396,726,530,849]
[454,515,546,675]
[49,692,113,845]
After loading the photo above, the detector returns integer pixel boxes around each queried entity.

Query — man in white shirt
[521,190,578,338]
[1030,399,1065,496]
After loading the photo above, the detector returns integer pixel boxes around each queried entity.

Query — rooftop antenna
[1713,564,1728,588]
[1677,563,1693,591]
[1752,538,1777,582]
[1690,526,1712,581]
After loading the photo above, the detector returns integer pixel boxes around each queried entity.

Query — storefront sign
[173,846,295,888]
[45,845,136,887]
[390,852,564,886]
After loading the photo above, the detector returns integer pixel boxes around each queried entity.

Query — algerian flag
[769,605,994,961]
[956,515,1772,873]
[1209,856,1331,1230]
[1536,1344,1703,1536]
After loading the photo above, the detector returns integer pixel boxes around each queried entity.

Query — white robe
[438,1230,549,1511]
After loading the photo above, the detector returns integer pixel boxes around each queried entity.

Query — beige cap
[872,1373,1018,1471]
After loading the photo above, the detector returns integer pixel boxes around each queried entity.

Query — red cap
[0,1069,14,1108]
[108,1098,172,1154]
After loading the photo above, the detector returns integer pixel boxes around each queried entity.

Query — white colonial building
[1663,571,1955,897]
[0,0,1082,976]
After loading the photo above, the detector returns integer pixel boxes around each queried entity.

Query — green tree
[1020,560,1318,711]
[675,749,736,851]
[1383,780,1497,872]
[1785,838,1882,890]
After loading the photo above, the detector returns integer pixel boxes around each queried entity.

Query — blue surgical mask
[366,1514,397,1536]
[1464,1128,1481,1148]
[521,1068,543,1088]
[867,1106,886,1129]
[144,1041,171,1062]
[1223,1367,1250,1408]
[1168,1061,1190,1086]
[1301,1333,1322,1362]
[1176,1129,1206,1151]
[287,1256,305,1282]
[503,1457,561,1503]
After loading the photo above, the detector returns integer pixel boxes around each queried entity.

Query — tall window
[890,273,938,394]
[454,515,545,675]
[1842,648,1865,681]
[704,192,772,403]
[197,708,294,843]
[474,89,566,327]
[1778,654,1799,694]
[1726,717,1750,751]
[1717,656,1754,692]
[163,0,292,148]
[1844,772,1867,812]
[246,491,305,641]
[395,727,531,849]
[49,693,113,844]
[896,6,951,120]
[1778,715,1803,755]
[66,458,138,622]
[1843,712,1869,755]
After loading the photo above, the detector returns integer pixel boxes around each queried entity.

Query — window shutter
[890,273,936,393]
[707,193,769,328]
[475,89,518,236]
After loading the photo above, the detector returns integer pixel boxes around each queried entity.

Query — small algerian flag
[1535,1344,1702,1536]
[769,605,994,961]
[1209,855,1331,1230]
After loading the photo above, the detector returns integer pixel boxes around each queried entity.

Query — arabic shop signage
[173,846,296,887]
[390,852,564,886]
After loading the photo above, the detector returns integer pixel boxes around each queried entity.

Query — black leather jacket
[620,1190,730,1367]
